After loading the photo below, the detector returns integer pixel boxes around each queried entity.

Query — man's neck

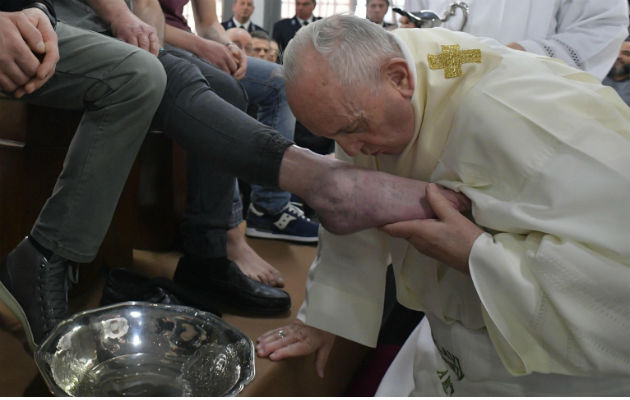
[234,16,249,25]
[612,74,629,82]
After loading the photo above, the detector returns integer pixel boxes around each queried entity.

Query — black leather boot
[0,237,76,350]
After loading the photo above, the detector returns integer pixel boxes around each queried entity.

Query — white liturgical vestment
[297,27,630,396]
[403,0,629,80]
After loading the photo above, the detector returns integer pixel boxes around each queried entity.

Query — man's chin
[609,64,630,80]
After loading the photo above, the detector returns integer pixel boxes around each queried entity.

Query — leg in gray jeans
[25,23,166,263]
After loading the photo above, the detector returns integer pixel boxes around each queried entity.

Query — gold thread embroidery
[428,44,481,78]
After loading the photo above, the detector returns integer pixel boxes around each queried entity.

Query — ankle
[174,255,231,285]
[27,235,53,259]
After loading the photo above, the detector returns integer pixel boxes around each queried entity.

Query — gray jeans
[24,23,166,263]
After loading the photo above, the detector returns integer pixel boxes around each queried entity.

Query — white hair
[283,14,404,90]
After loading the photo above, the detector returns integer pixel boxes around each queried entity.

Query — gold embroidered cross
[427,44,481,78]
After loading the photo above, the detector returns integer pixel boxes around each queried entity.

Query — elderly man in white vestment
[255,15,630,396]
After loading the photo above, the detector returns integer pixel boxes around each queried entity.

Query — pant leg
[25,23,166,263]
[152,50,292,258]
[177,53,245,232]
[240,57,294,214]
[152,50,291,185]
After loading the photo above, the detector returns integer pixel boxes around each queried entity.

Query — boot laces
[38,258,78,333]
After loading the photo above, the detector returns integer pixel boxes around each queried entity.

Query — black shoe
[0,237,76,350]
[173,256,291,316]
[100,268,184,308]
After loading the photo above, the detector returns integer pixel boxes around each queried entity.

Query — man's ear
[382,57,414,98]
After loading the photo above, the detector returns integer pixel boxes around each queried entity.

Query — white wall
[250,0,266,26]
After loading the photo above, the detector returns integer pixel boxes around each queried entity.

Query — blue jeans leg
[240,57,294,215]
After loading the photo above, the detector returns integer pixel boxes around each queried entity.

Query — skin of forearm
[132,0,165,44]
[279,146,447,234]
[196,21,230,44]
[164,23,201,52]
[86,0,131,26]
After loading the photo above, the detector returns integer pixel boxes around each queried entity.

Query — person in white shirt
[400,0,629,80]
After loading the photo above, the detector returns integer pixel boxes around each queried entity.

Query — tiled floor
[0,229,322,396]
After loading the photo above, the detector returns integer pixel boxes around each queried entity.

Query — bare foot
[226,226,285,288]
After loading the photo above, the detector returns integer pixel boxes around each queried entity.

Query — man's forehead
[253,38,270,47]
[288,77,352,134]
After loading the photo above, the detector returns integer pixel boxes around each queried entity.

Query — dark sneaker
[0,237,76,350]
[245,203,319,244]
[174,256,291,316]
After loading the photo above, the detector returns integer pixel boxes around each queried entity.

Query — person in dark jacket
[366,0,395,29]
[221,0,266,33]
[272,0,321,52]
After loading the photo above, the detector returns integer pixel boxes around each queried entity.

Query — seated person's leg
[177,152,236,264]
[156,49,284,287]
[0,22,166,349]
[239,56,319,243]
[227,180,284,288]
[145,50,290,314]
[151,50,290,199]
[161,45,249,112]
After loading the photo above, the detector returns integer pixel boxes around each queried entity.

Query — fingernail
[36,41,45,53]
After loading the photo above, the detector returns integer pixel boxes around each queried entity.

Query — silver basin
[34,302,255,396]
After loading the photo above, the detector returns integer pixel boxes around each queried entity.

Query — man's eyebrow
[333,114,367,136]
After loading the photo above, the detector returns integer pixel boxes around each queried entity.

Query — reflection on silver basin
[34,302,255,396]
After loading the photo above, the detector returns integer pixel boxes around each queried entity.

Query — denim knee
[121,49,167,114]
[207,73,248,112]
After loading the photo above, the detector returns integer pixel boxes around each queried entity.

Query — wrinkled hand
[380,183,483,273]
[0,9,58,98]
[436,185,471,215]
[226,42,247,80]
[111,12,160,55]
[197,39,239,76]
[256,320,335,378]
